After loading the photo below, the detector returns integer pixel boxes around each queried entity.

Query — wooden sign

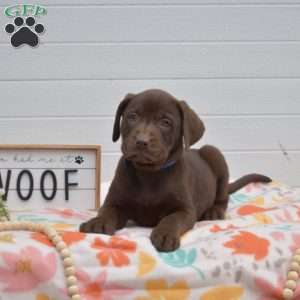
[0,145,101,210]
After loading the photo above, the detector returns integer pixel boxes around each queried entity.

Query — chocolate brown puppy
[80,89,271,252]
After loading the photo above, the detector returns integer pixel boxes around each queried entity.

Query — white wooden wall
[0,0,300,187]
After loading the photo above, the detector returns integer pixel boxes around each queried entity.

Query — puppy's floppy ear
[112,93,135,142]
[178,100,205,149]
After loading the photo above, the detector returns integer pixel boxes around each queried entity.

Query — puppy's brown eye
[160,118,172,128]
[127,113,138,123]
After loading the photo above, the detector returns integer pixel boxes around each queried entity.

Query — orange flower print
[31,232,54,247]
[91,236,137,267]
[135,279,190,300]
[223,231,269,260]
[237,205,272,216]
[76,269,133,300]
[210,224,239,233]
[30,231,86,247]
[32,231,86,247]
[61,231,86,246]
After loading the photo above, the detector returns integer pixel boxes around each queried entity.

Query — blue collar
[124,159,176,170]
[160,160,176,170]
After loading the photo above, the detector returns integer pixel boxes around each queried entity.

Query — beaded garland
[0,189,81,300]
[283,249,300,299]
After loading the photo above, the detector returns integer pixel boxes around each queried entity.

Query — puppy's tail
[228,174,272,194]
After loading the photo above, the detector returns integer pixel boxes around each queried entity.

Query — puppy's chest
[124,193,176,227]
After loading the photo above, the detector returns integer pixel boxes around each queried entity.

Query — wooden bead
[283,288,294,299]
[65,266,76,276]
[67,276,77,286]
[0,223,7,230]
[71,295,81,300]
[289,262,300,272]
[2,222,9,229]
[28,223,38,231]
[25,222,33,229]
[43,227,57,238]
[68,285,79,296]
[61,248,71,259]
[285,280,297,290]
[56,241,67,251]
[21,222,29,229]
[288,271,299,281]
[293,255,300,264]
[13,222,23,230]
[34,224,45,232]
[52,235,62,244]
[63,257,74,268]
[9,222,20,230]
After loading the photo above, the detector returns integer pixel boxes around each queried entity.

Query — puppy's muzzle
[135,133,150,150]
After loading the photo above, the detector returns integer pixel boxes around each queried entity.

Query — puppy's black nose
[136,139,149,149]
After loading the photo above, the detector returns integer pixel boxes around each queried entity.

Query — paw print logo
[5,17,45,48]
[75,156,84,165]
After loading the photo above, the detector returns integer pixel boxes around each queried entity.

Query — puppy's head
[113,89,205,171]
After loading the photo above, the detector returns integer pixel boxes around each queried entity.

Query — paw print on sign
[5,17,45,47]
[75,156,84,165]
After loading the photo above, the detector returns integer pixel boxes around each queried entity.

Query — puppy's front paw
[79,216,116,235]
[202,204,226,220]
[150,228,180,252]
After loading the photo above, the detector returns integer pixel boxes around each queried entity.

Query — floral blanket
[0,181,300,300]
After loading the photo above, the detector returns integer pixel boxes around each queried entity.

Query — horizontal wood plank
[1,44,300,80]
[1,79,300,116]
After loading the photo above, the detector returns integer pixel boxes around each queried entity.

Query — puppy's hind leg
[198,145,230,220]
